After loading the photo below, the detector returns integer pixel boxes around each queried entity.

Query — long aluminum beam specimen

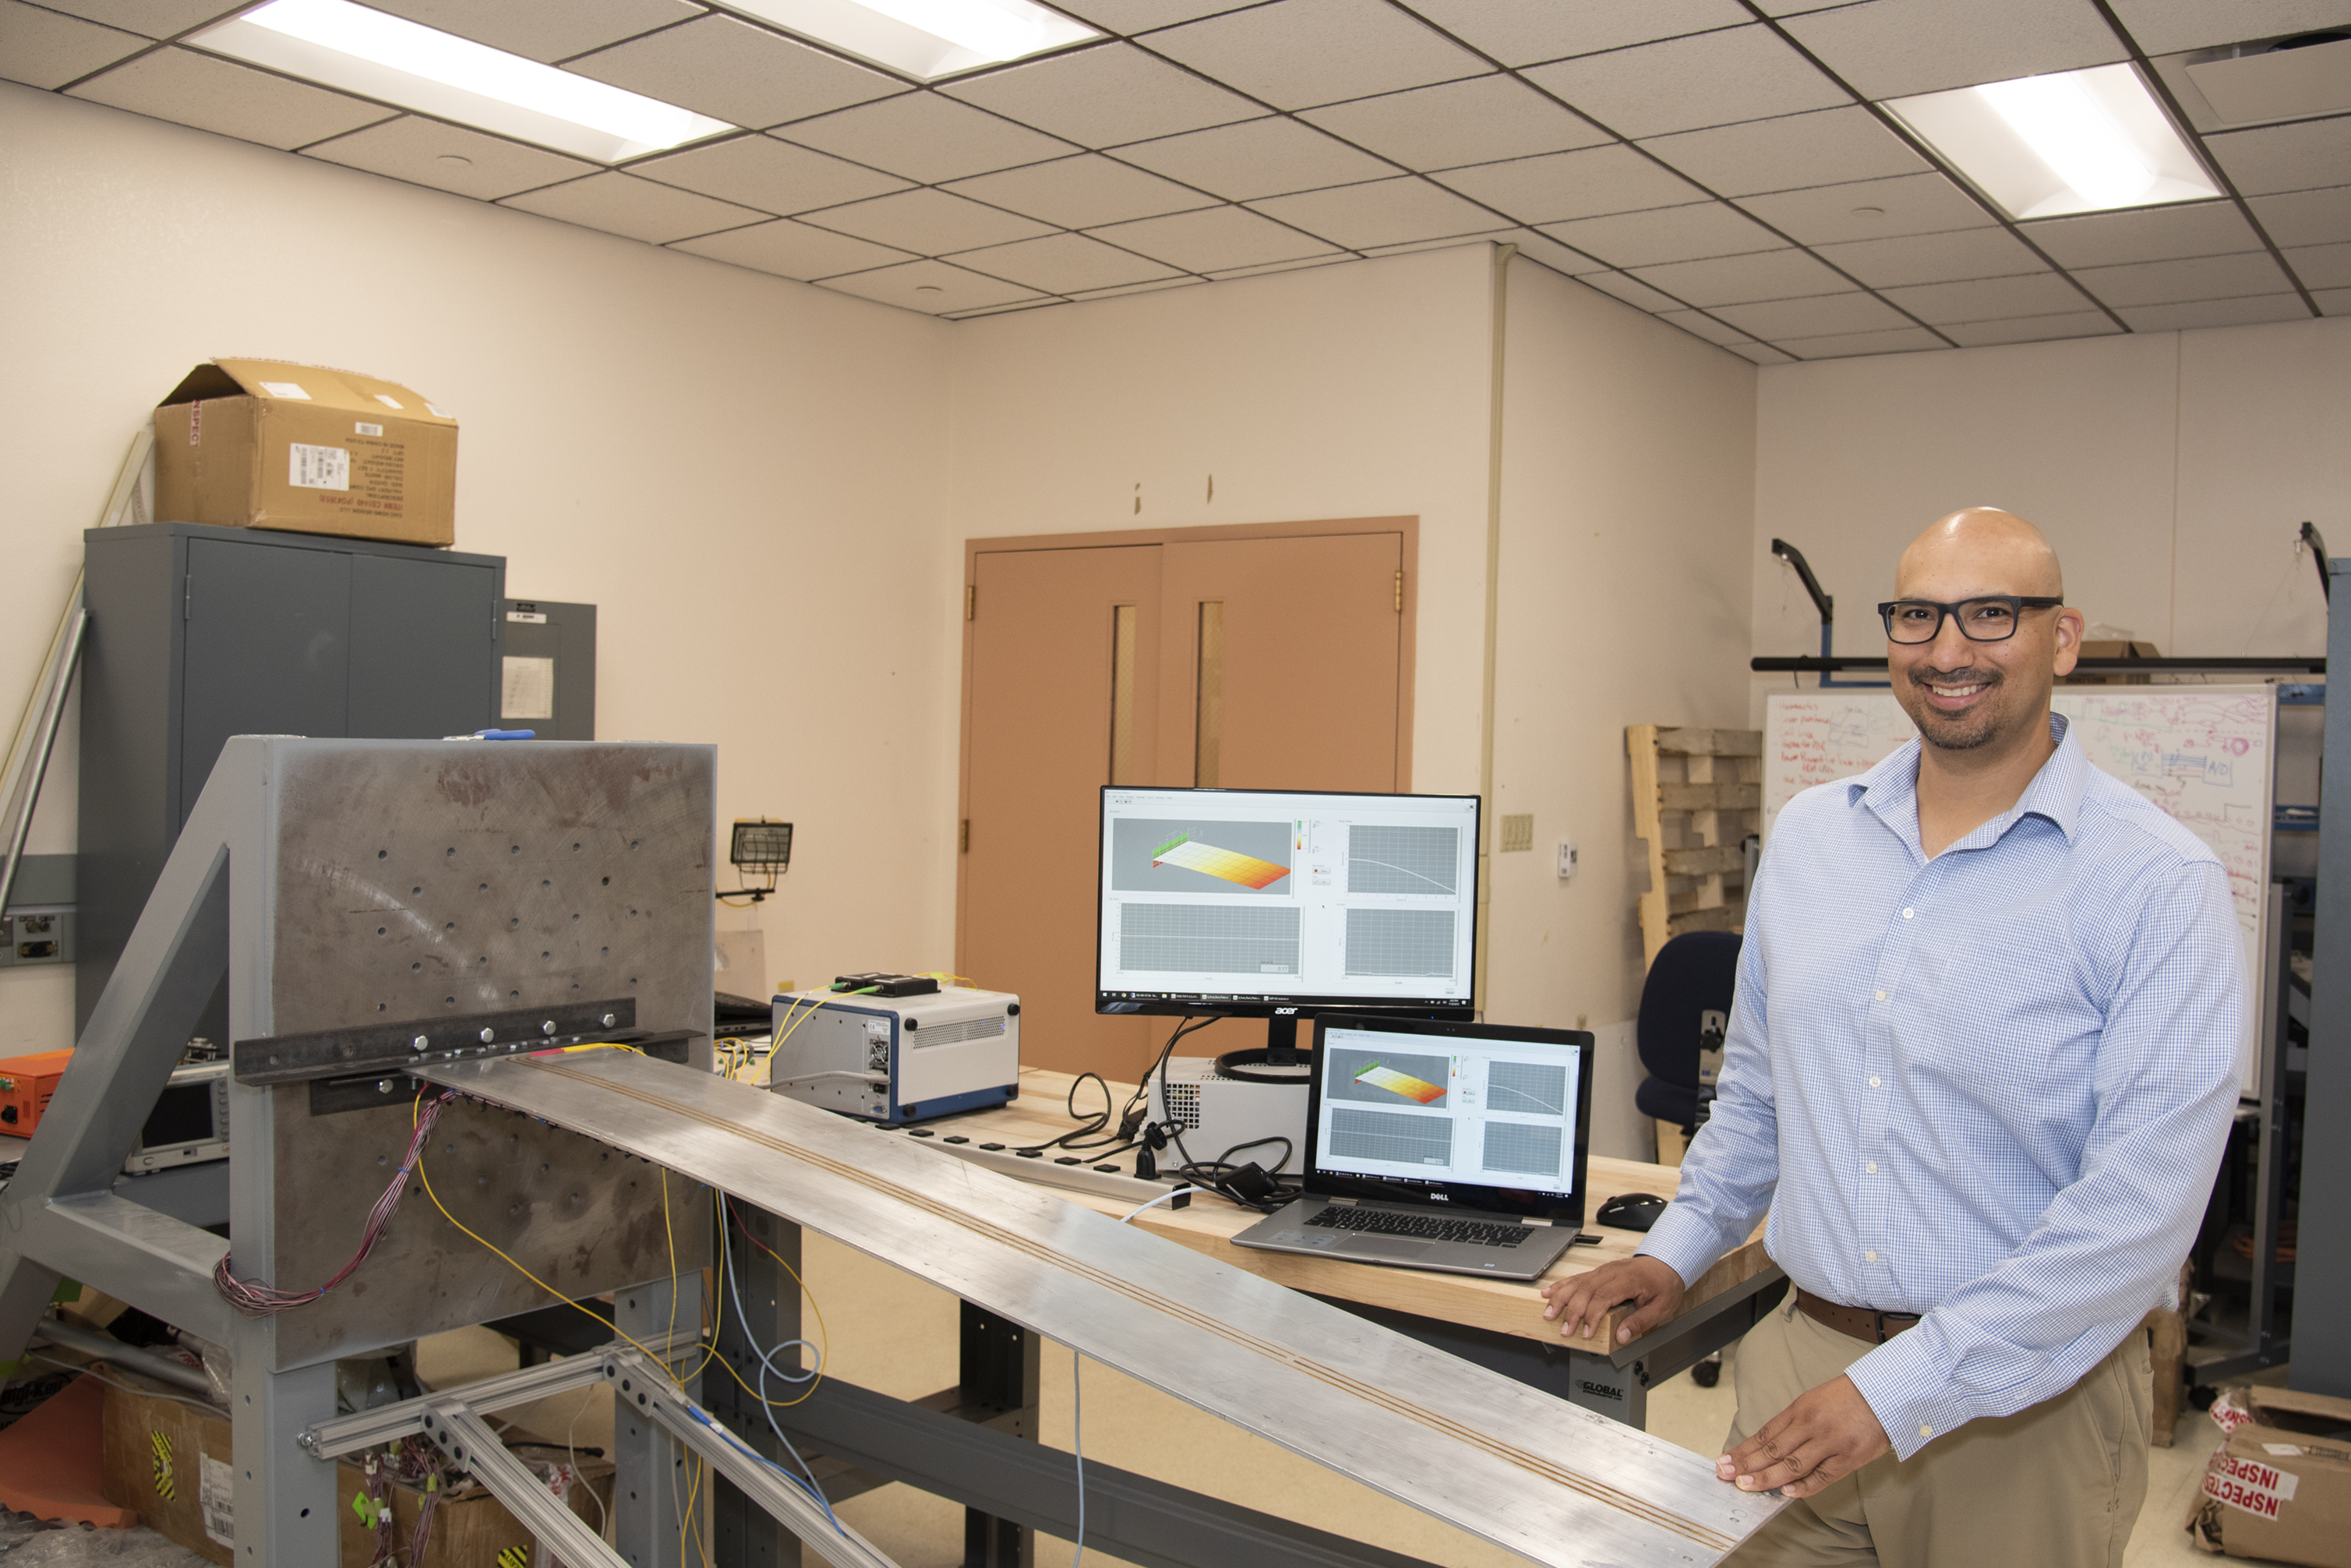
[417,1051,1776,1566]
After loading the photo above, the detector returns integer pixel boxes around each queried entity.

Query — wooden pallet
[1628,726,1762,968]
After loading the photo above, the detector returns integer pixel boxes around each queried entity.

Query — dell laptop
[1230,1013,1595,1280]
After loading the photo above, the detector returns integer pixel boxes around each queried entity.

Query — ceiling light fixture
[1886,64,2220,221]
[718,0,1101,82]
[191,0,734,163]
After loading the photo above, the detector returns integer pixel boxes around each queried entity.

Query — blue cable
[718,1204,849,1534]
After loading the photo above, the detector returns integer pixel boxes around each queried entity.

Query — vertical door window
[1108,604,1139,786]
[1195,600,1224,787]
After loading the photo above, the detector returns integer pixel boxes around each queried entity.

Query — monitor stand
[1264,1014,1304,1064]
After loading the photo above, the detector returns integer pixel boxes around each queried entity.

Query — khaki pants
[1726,1294,2151,1566]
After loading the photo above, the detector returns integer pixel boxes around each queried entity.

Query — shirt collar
[1848,712,2085,853]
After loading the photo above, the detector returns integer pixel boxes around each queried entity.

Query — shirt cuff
[1633,1206,1724,1289]
[1843,1326,1975,1461]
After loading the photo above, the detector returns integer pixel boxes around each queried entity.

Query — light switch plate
[1557,841,1578,879]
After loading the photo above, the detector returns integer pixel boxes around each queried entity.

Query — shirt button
[1874,990,1886,1001]
[1901,908,1915,920]
[1865,1250,1878,1263]
[1870,1075,1882,1088]
[1919,1425,1933,1439]
[1867,1162,1879,1174]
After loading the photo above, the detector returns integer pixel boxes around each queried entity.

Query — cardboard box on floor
[2187,1384,2351,1566]
[154,358,457,546]
[98,1374,612,1566]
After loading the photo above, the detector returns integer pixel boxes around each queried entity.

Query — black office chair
[1633,930,1742,1386]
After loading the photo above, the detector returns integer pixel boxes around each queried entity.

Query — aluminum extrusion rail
[416,1051,1776,1566]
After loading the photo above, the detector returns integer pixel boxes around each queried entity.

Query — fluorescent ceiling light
[191,0,733,163]
[719,0,1101,82]
[1886,64,2220,221]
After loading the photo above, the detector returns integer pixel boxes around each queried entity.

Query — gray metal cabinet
[78,523,504,1035]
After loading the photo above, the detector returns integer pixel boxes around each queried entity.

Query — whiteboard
[1763,687,2278,1093]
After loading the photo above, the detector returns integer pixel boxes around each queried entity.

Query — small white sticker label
[256,380,309,399]
[289,443,349,490]
[355,422,383,436]
[2265,1443,2305,1456]
[425,402,450,418]
[507,610,547,623]
[373,393,404,409]
[199,1453,233,1547]
[503,655,556,722]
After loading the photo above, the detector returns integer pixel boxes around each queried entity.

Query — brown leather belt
[1796,1287,1923,1344]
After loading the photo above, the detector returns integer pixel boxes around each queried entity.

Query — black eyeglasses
[1876,596,2063,644]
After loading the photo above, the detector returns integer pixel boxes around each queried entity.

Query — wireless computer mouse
[1596,1192,1669,1231]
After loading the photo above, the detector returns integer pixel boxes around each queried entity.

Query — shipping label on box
[153,358,458,547]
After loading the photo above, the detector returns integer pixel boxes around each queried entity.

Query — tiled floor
[418,1232,2281,1566]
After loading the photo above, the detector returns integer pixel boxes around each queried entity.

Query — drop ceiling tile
[358,0,703,64]
[69,46,391,149]
[1657,309,1759,345]
[34,0,236,38]
[2020,201,2264,269]
[1364,228,1605,274]
[945,154,1214,228]
[1781,0,2123,101]
[669,217,914,280]
[2116,294,2314,330]
[2286,239,2351,287]
[2208,117,2351,196]
[2315,286,2351,313]
[941,42,1258,147]
[1398,0,1751,68]
[565,16,902,132]
[948,231,1184,292]
[1066,276,1207,299]
[1088,203,1343,270]
[1143,0,1488,111]
[1577,270,1689,311]
[1811,225,2046,286]
[1206,253,1357,279]
[780,94,1079,184]
[1249,175,1500,248]
[1878,271,2092,323]
[1777,325,1947,355]
[1298,74,1606,171]
[1736,171,1993,244]
[1110,116,1393,200]
[1639,107,1926,197]
[630,133,909,214]
[303,116,598,200]
[945,298,1064,318]
[499,170,767,242]
[1710,288,1908,337]
[2249,187,2351,246]
[0,1,145,90]
[820,259,1047,314]
[1631,246,1852,304]
[1056,0,1255,34]
[1521,26,1850,140]
[1433,144,1709,224]
[2109,0,2351,56]
[1725,341,1798,363]
[797,187,1057,253]
[1539,200,1788,266]
[1940,311,2123,346]
[2070,250,2293,305]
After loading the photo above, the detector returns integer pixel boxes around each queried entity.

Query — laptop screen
[1305,1015,1592,1222]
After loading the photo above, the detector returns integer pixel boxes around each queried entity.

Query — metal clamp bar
[418,1399,625,1568]
[233,998,644,1085]
[607,1347,902,1568]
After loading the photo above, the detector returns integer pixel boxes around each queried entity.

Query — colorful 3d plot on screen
[1150,833,1291,890]
[1355,1061,1447,1104]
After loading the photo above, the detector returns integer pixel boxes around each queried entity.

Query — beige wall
[0,83,959,1053]
[943,245,1500,796]
[1751,317,2351,680]
[1485,256,1761,1160]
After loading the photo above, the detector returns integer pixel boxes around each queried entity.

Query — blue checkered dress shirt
[1640,714,2244,1459]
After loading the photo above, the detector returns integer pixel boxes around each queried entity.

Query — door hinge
[1393,570,1404,613]
[965,584,976,621]
[959,819,970,853]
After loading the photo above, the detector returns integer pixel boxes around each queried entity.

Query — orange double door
[958,524,1416,1082]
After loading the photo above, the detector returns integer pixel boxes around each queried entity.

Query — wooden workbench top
[881,1067,1771,1354]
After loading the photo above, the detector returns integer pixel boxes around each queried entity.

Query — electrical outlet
[1556,841,1578,880]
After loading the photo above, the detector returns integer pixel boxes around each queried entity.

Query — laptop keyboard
[1304,1206,1532,1247]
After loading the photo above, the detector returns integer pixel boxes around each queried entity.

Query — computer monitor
[1096,786,1480,1051]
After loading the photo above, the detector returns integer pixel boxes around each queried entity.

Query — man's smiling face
[1888,510,2081,754]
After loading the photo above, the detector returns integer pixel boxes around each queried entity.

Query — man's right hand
[1541,1255,1686,1344]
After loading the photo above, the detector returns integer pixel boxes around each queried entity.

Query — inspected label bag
[2187,1384,2351,1565]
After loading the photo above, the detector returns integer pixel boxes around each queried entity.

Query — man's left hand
[1717,1375,1892,1499]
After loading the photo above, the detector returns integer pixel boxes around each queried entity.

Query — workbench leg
[231,1340,338,1566]
[959,1301,1038,1568]
[1561,1351,1650,1428]
[616,1268,706,1568]
[712,1202,802,1568]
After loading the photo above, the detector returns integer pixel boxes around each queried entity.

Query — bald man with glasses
[1546,508,2243,1566]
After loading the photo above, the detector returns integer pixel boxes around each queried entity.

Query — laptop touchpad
[1344,1236,1435,1261]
